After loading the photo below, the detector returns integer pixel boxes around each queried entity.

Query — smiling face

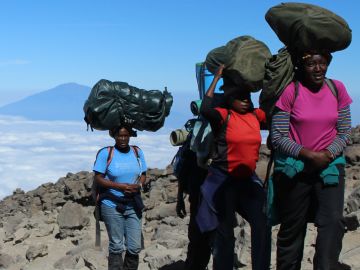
[302,54,329,90]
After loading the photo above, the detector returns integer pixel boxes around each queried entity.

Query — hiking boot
[108,253,123,270]
[123,251,139,270]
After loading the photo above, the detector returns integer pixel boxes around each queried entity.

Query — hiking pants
[274,165,345,270]
[185,168,211,270]
[211,173,271,270]
[101,203,142,255]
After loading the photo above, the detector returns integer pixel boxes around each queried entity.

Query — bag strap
[324,78,339,100]
[130,145,142,184]
[94,145,114,248]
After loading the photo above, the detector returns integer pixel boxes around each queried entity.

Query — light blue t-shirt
[93,146,147,208]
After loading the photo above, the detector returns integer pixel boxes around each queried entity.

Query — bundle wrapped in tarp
[205,36,272,92]
[259,47,295,124]
[265,2,352,53]
[83,79,173,131]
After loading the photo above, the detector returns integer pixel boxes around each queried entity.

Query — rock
[26,244,48,261]
[143,244,183,269]
[0,253,15,268]
[345,145,360,165]
[145,203,177,221]
[344,210,360,231]
[13,228,31,244]
[57,202,90,239]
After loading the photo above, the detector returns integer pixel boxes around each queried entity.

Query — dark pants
[211,173,271,270]
[185,169,211,270]
[274,165,345,270]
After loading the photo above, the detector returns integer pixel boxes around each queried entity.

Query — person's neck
[301,80,323,92]
[115,145,130,153]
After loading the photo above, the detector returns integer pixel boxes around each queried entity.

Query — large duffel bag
[83,79,173,131]
[265,2,352,53]
[205,36,271,92]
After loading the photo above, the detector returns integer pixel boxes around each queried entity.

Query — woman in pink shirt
[271,51,352,270]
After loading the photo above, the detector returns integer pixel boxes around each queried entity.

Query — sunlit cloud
[0,115,268,199]
[0,115,177,199]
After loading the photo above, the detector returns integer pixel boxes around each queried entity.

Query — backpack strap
[291,81,300,109]
[325,78,339,101]
[130,145,143,184]
[94,146,114,248]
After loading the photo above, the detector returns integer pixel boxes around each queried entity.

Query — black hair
[109,125,137,138]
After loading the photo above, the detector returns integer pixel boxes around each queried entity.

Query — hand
[123,184,141,195]
[300,148,332,172]
[214,64,225,79]
[176,193,187,218]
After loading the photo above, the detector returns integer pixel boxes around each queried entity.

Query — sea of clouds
[0,115,180,199]
[0,115,268,199]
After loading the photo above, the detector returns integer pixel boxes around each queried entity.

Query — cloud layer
[0,115,268,199]
[0,115,178,199]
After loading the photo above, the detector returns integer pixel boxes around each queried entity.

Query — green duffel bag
[205,36,272,92]
[259,47,295,125]
[265,2,352,53]
[83,79,173,132]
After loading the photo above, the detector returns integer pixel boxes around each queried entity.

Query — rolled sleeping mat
[190,100,202,116]
[170,129,189,146]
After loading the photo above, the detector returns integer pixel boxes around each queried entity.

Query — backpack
[93,145,141,247]
[171,133,197,194]
[190,112,230,169]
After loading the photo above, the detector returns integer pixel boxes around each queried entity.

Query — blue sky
[0,0,359,107]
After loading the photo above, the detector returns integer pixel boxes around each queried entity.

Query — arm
[271,110,332,170]
[325,105,352,157]
[200,65,225,131]
[271,110,303,157]
[94,172,139,194]
[176,178,186,218]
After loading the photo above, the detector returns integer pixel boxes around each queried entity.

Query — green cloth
[266,154,346,226]
[320,156,346,185]
[274,153,345,185]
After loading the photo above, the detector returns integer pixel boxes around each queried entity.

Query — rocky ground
[1,126,360,270]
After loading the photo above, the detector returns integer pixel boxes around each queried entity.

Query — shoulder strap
[94,145,113,249]
[106,146,114,169]
[325,78,339,101]
[291,81,300,109]
[131,145,142,183]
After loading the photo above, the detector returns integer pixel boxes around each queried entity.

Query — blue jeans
[101,203,142,255]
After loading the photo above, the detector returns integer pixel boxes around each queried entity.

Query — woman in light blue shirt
[93,124,147,270]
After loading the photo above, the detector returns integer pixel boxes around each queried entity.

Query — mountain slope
[0,83,198,130]
[0,83,90,121]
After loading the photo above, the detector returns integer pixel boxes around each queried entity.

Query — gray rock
[57,202,90,239]
[345,145,360,165]
[0,253,15,268]
[26,244,48,261]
